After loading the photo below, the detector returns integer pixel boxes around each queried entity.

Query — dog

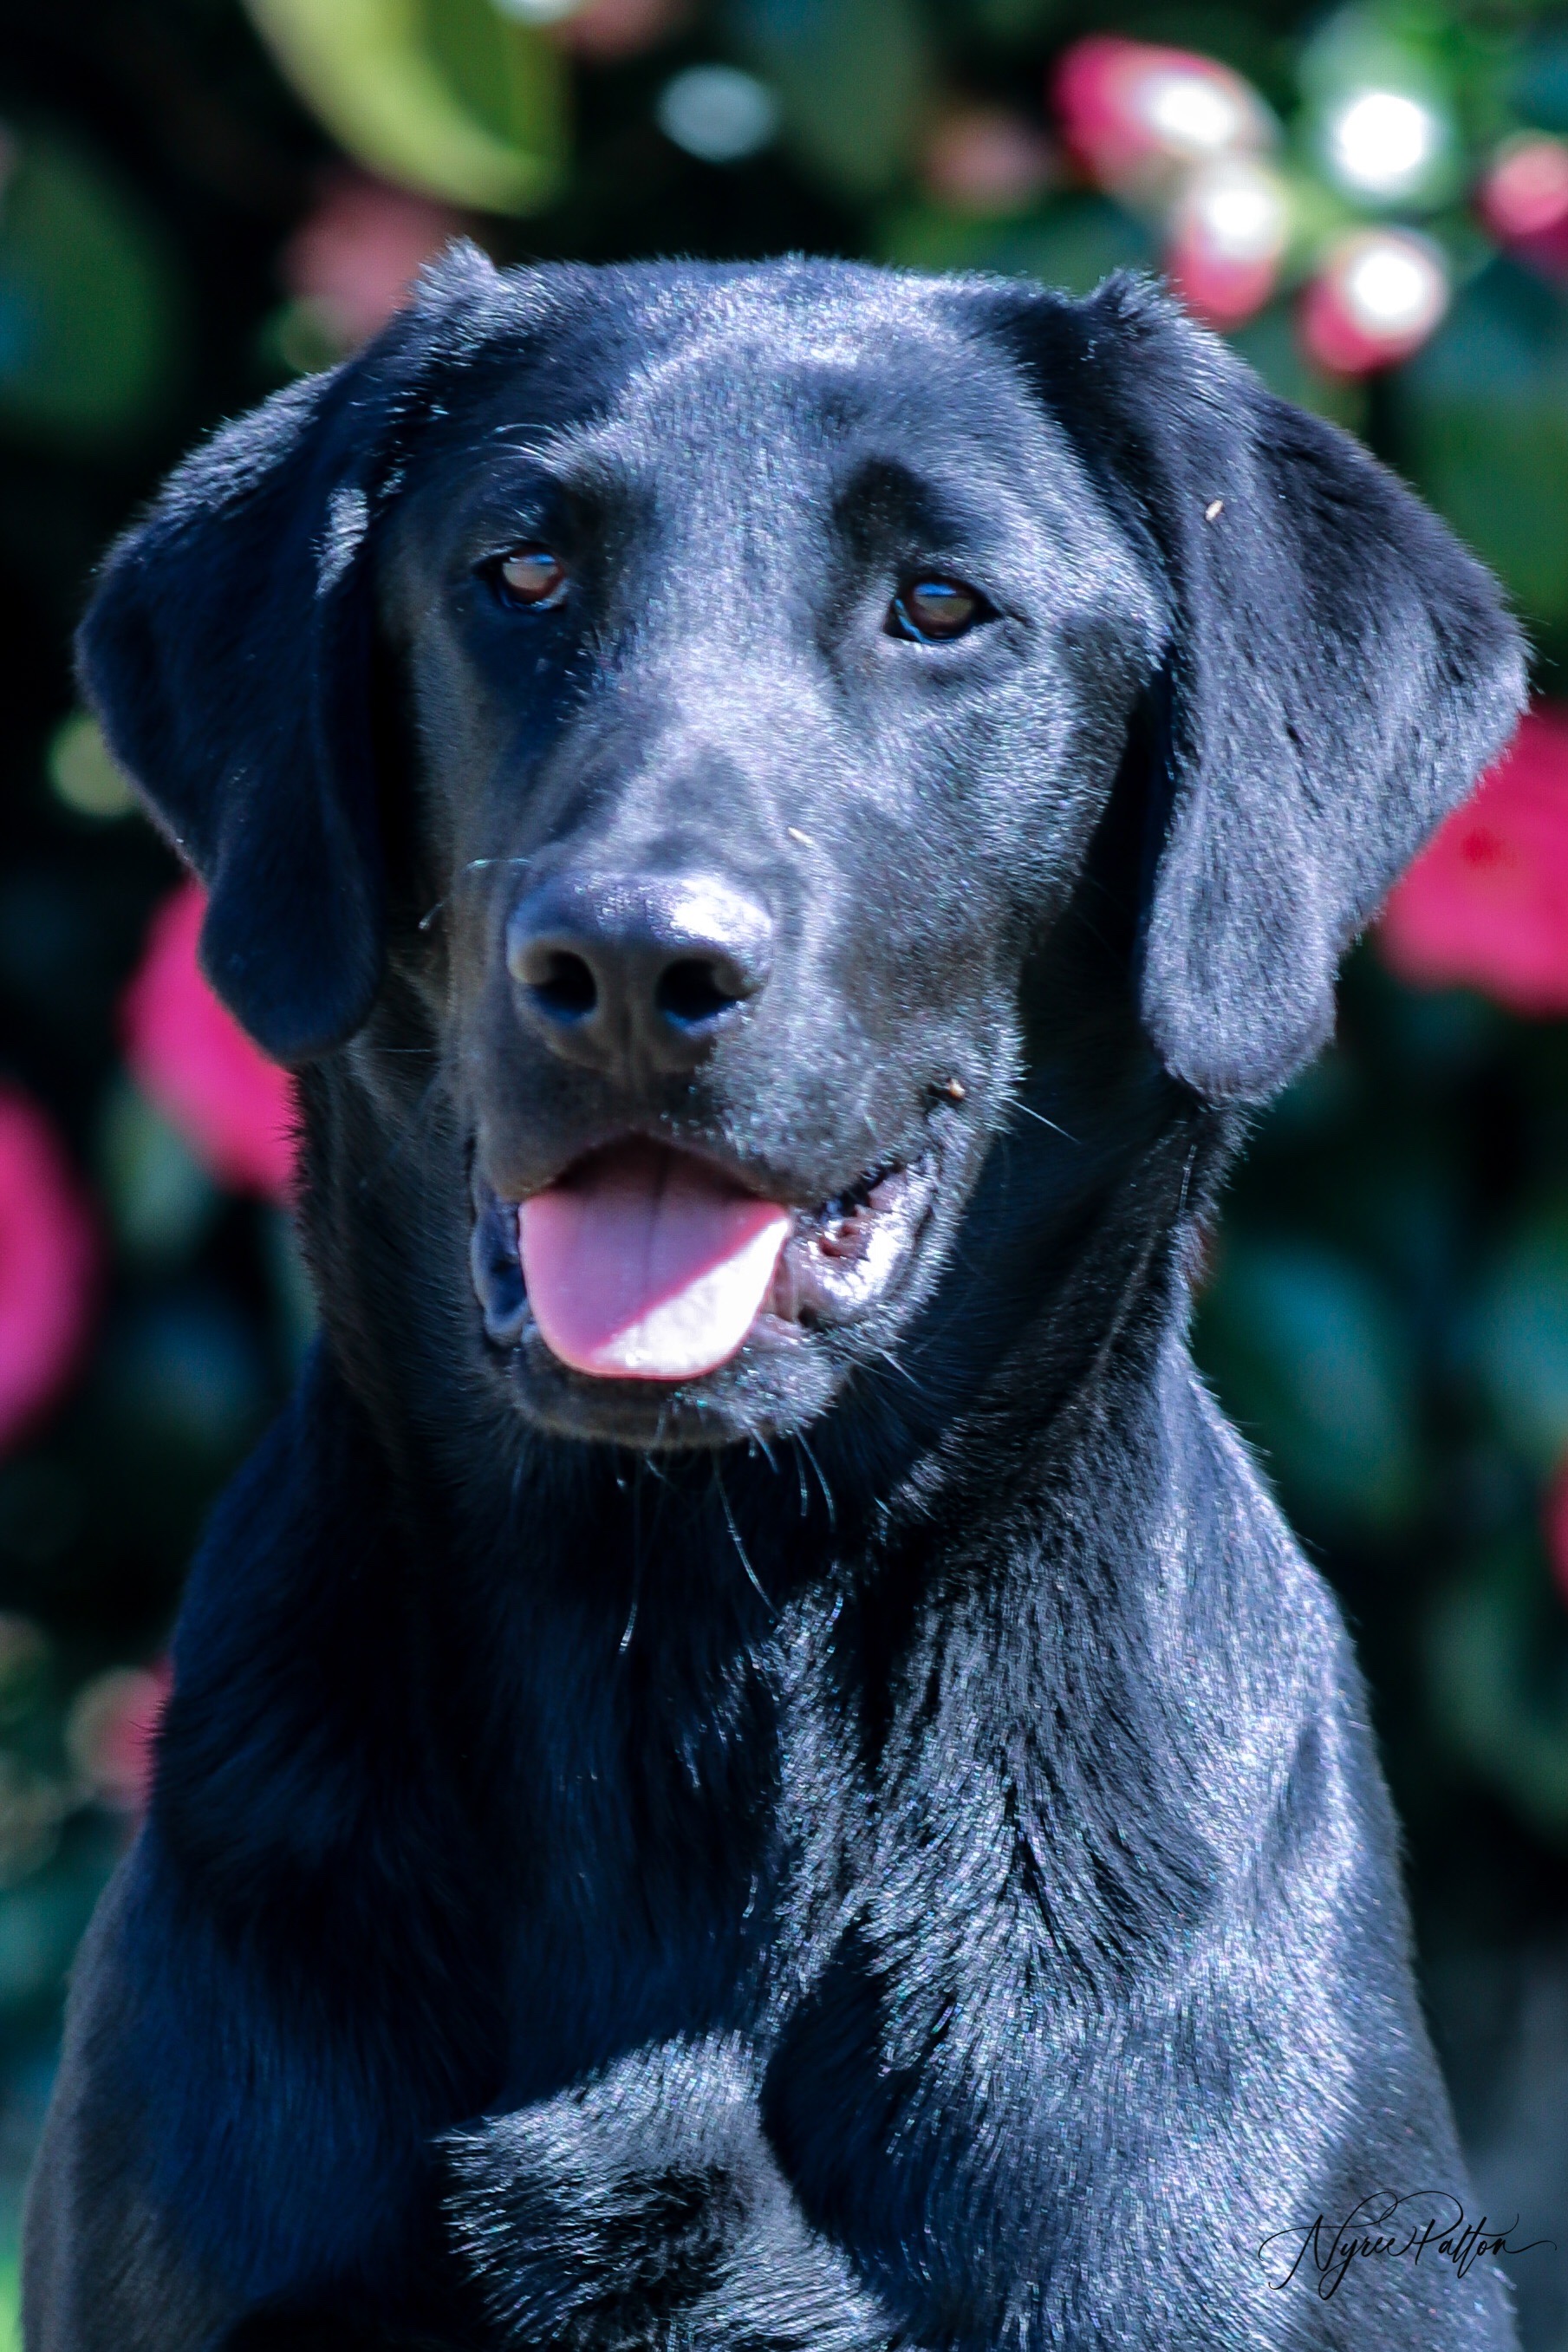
[23,251,1526,2351]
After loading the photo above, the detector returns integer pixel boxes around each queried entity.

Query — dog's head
[81,254,1521,1450]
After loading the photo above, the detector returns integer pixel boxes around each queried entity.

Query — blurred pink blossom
[67,1659,172,1814]
[554,0,686,63]
[1165,156,1288,328]
[1478,135,1568,283]
[1545,1464,1568,1606]
[0,1089,97,1453]
[921,108,1056,216]
[121,882,297,1200]
[1298,229,1448,377]
[1051,37,1270,195]
[1379,704,1568,1014]
[282,172,463,349]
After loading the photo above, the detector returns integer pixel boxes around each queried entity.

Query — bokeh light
[1167,157,1290,326]
[1053,36,1273,193]
[1300,226,1449,374]
[1480,134,1568,277]
[656,66,779,163]
[1326,88,1446,199]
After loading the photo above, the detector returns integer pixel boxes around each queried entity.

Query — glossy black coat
[24,255,1525,2350]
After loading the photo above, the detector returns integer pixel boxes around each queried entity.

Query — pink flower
[1545,1463,1568,1606]
[921,108,1057,217]
[66,1659,172,1814]
[282,171,463,349]
[1165,156,1288,329]
[1478,135,1568,282]
[1298,229,1448,378]
[121,882,297,1200]
[1379,704,1568,1014]
[1051,37,1271,195]
[553,0,686,63]
[0,1090,97,1453]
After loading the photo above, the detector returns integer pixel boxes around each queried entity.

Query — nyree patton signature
[1259,2190,1554,2302]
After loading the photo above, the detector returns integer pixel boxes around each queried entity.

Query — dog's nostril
[656,957,743,1027]
[529,950,598,1022]
[507,871,771,1068]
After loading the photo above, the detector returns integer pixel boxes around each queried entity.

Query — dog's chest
[487,1602,845,2095]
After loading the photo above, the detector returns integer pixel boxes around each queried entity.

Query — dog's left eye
[490,547,569,610]
[888,577,992,644]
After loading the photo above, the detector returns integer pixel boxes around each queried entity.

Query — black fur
[24,255,1526,2350]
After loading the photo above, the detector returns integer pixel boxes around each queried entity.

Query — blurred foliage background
[3,0,1568,2339]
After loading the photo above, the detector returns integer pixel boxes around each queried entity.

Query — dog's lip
[497,1128,810,1215]
[468,1132,940,1371]
[758,1157,934,1332]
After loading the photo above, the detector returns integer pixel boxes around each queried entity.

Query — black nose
[505,871,774,1073]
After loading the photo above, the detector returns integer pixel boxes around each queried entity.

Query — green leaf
[0,129,179,448]
[1226,305,1370,433]
[1514,24,1568,136]
[1395,262,1568,637]
[98,1082,220,1266]
[1298,4,1465,213]
[245,0,567,213]
[1194,1237,1422,1531]
[47,713,134,821]
[729,0,932,197]
[878,196,1151,294]
[1474,1202,1568,1469]
[1427,1544,1568,1841]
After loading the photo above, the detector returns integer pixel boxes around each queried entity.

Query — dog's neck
[159,1052,1243,2041]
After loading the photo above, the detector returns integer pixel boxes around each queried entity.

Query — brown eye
[889,577,989,644]
[495,547,569,609]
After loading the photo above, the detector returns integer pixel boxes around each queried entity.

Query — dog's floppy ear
[999,275,1526,1101]
[77,243,501,1065]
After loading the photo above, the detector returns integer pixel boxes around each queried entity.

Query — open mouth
[470,1137,935,1385]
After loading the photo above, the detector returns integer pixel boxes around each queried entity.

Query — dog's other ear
[77,242,501,1065]
[995,275,1526,1101]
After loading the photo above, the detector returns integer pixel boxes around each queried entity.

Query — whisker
[869,1342,923,1394]
[359,1067,447,1193]
[1177,1137,1199,1225]
[714,1465,775,1615]
[1010,1099,1078,1143]
[796,1430,836,1530]
[790,1437,810,1519]
[619,1457,647,1657]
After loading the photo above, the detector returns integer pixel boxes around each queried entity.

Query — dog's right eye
[488,547,569,610]
[888,577,991,644]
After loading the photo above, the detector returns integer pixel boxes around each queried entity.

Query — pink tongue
[519,1142,791,1382]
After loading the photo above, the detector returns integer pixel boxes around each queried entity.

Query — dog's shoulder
[23,1862,232,2352]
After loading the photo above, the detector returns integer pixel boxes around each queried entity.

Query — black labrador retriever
[23,252,1526,2351]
